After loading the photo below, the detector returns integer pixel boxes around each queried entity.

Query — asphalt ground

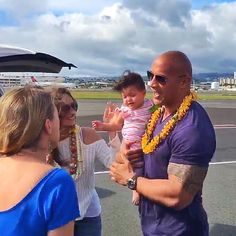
[77,100,236,236]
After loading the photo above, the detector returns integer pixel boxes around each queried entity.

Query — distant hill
[65,72,234,84]
[193,73,233,82]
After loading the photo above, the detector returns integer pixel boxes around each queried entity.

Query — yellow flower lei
[141,92,197,154]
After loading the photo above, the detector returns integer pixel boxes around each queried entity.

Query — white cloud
[123,0,192,27]
[0,0,236,75]
[190,2,236,72]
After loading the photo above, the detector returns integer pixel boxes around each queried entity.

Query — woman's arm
[82,127,121,168]
[82,127,102,144]
[46,170,80,235]
[48,221,74,236]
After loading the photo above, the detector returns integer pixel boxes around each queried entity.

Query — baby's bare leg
[132,190,140,205]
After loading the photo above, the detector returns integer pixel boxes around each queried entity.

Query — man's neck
[162,92,190,120]
[162,106,177,121]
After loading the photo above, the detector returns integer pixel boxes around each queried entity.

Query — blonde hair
[0,86,55,156]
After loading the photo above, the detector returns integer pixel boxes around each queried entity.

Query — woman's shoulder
[37,168,77,199]
[33,168,71,187]
[0,167,71,213]
[81,127,102,145]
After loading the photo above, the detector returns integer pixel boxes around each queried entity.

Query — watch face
[128,178,136,190]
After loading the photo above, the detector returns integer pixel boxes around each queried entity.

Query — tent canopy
[0,45,77,73]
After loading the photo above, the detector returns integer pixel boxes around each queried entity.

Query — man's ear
[44,119,52,135]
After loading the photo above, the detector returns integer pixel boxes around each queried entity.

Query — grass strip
[71,90,236,100]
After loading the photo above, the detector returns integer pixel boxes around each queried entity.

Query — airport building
[0,74,21,87]
[0,73,65,88]
[219,77,236,87]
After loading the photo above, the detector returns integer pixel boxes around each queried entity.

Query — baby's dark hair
[113,70,146,92]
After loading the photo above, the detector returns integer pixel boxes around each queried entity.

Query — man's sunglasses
[147,71,168,85]
[60,101,78,114]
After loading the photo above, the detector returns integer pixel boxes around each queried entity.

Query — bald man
[110,51,216,236]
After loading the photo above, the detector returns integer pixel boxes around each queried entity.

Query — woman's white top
[58,129,120,220]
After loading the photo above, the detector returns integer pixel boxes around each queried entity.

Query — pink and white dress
[120,99,153,149]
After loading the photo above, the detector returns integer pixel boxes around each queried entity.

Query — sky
[0,0,236,76]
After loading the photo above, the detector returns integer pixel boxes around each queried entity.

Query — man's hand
[120,141,144,169]
[109,159,134,186]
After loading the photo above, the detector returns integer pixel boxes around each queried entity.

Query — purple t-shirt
[140,101,216,236]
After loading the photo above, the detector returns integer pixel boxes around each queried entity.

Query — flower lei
[141,92,197,154]
[46,125,84,179]
[69,125,84,180]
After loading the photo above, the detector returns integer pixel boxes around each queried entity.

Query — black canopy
[0,45,77,73]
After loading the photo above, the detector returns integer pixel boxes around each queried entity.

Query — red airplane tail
[31,76,38,82]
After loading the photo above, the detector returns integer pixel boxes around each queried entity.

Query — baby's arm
[92,109,124,131]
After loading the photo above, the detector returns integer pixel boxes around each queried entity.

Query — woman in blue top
[0,86,80,236]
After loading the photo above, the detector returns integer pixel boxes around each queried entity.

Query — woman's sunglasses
[60,101,78,114]
[147,71,168,85]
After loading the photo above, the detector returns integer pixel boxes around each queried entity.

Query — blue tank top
[0,168,80,236]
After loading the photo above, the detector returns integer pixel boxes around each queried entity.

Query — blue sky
[192,0,236,8]
[0,10,16,26]
[0,0,236,76]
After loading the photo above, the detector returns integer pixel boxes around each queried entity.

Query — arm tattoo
[167,163,208,196]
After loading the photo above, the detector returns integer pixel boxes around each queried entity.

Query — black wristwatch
[127,175,138,190]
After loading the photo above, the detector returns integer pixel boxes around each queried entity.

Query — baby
[92,71,153,205]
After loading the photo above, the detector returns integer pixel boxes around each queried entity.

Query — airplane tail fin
[31,76,38,82]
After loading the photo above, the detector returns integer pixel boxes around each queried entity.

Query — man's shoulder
[189,101,207,114]
[185,101,213,125]
[173,101,215,136]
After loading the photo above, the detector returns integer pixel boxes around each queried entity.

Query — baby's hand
[92,120,104,131]
[103,102,119,123]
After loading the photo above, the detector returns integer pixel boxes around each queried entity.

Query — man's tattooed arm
[167,163,208,196]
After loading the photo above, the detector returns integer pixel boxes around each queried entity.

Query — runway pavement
[77,100,236,236]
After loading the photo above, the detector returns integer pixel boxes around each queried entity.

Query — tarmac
[77,100,236,236]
